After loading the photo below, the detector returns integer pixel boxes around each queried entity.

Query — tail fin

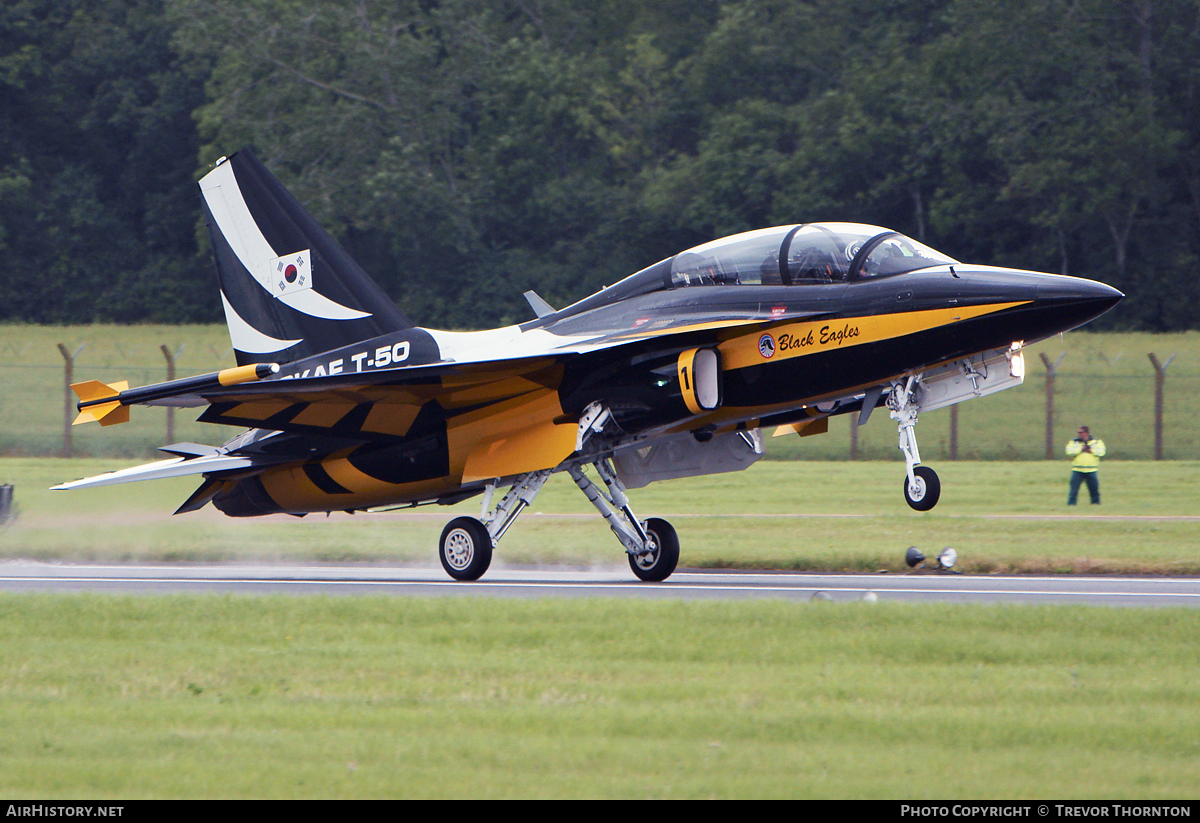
[199,149,412,366]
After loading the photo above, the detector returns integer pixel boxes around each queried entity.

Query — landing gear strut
[567,460,678,582]
[888,376,940,511]
[437,470,550,581]
[436,403,680,582]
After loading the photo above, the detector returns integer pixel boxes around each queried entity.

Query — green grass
[4,458,1198,574]
[0,594,1197,798]
[2,324,1199,459]
[3,332,1197,800]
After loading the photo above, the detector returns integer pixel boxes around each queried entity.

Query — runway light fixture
[904,545,963,573]
[937,547,958,570]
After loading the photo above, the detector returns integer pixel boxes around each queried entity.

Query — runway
[2,561,1199,607]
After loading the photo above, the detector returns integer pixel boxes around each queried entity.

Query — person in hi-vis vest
[1066,425,1106,505]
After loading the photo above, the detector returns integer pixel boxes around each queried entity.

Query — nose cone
[1034,274,1124,333]
[929,266,1124,349]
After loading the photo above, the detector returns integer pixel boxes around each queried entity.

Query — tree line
[2,0,1198,330]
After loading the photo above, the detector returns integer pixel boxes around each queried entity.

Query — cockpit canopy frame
[546,223,958,325]
[668,222,957,288]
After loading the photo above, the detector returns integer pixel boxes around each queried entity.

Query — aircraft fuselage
[206,262,1120,518]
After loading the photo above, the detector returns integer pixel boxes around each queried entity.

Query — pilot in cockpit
[759,251,783,285]
[862,238,913,278]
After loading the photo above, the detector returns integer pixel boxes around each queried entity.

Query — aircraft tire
[439,516,493,581]
[628,517,680,582]
[903,465,941,511]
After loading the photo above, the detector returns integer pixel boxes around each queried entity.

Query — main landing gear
[437,470,550,581]
[567,460,679,582]
[888,375,940,512]
[435,402,679,582]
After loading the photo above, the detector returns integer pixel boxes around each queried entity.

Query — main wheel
[439,516,493,581]
[903,465,941,511]
[628,517,680,582]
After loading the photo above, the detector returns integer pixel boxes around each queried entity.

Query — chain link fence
[1,328,1197,461]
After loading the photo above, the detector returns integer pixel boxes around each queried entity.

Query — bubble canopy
[550,223,960,322]
[670,223,956,287]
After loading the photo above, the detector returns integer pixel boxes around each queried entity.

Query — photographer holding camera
[1066,425,1106,505]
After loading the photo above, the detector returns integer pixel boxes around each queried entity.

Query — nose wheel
[902,465,940,511]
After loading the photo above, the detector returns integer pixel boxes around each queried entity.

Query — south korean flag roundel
[270,249,313,297]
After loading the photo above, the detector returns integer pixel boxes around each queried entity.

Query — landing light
[1007,342,1025,379]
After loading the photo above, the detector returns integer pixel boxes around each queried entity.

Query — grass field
[1,594,1197,798]
[2,324,1199,460]
[3,456,1199,798]
[4,458,1197,574]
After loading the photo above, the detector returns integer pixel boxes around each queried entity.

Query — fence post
[56,343,85,458]
[949,404,959,460]
[0,483,12,525]
[161,344,185,445]
[1147,353,1175,461]
[1039,352,1066,460]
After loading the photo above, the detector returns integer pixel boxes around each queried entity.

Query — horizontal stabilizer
[51,453,261,491]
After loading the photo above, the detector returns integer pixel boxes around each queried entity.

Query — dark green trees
[3,0,1198,330]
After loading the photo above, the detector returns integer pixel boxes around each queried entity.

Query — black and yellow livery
[56,150,1122,582]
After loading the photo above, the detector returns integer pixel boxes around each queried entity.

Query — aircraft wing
[72,307,832,439]
[63,310,835,493]
[192,355,568,439]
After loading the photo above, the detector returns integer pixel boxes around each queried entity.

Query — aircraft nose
[1030,274,1123,335]
[1036,276,1124,307]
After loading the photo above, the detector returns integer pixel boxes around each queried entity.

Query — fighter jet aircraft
[55,149,1123,581]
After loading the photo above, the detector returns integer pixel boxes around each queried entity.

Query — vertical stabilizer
[200,149,412,365]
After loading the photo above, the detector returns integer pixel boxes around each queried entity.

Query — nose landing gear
[888,376,941,511]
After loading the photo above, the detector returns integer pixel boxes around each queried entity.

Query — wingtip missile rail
[71,363,280,426]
